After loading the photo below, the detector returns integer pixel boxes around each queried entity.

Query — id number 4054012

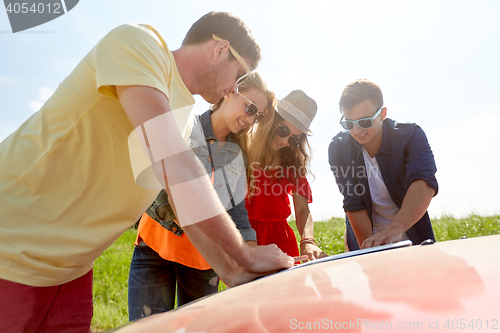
[443,319,498,330]
[5,2,62,14]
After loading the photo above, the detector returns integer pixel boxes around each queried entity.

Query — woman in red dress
[246,90,327,261]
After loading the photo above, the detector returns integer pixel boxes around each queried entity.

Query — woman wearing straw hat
[246,90,327,261]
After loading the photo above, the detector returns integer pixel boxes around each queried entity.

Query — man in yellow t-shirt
[0,12,295,333]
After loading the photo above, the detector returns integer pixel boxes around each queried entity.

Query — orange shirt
[136,213,211,270]
[135,165,216,270]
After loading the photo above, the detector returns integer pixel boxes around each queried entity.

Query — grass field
[91,214,500,332]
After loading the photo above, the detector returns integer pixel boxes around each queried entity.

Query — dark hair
[339,79,383,113]
[182,11,261,70]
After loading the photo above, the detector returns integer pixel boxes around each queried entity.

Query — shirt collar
[199,109,236,145]
[200,110,216,140]
[378,118,392,154]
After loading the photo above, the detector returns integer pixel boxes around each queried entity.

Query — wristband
[300,237,317,246]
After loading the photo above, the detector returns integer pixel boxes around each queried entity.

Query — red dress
[245,167,312,257]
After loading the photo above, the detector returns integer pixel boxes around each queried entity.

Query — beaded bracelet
[300,237,317,246]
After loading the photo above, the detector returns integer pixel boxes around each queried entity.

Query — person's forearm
[119,85,294,279]
[296,210,313,239]
[118,85,252,268]
[190,215,251,266]
[293,194,313,239]
[346,210,372,246]
[387,179,435,234]
[181,222,247,286]
[294,194,328,260]
[144,116,247,254]
[165,188,252,269]
[360,180,435,249]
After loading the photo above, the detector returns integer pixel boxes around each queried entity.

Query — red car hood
[112,235,500,333]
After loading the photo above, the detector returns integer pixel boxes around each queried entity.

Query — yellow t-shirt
[0,23,194,287]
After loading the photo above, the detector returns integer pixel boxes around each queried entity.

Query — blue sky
[1,0,499,221]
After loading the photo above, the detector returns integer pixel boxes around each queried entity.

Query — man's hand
[300,243,328,262]
[360,224,404,249]
[117,85,291,285]
[221,243,294,287]
[244,243,294,273]
[360,179,435,249]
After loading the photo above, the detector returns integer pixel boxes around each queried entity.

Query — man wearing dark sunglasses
[328,79,438,251]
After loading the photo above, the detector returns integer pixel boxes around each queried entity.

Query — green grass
[91,214,500,332]
[432,214,500,241]
[290,217,346,256]
[91,230,136,332]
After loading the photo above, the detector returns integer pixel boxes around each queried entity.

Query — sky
[1,0,499,221]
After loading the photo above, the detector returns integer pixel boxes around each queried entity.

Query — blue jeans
[128,242,219,321]
[345,217,360,251]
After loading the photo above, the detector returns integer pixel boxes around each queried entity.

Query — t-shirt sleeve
[94,23,172,101]
[288,173,313,203]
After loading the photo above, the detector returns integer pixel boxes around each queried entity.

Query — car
[110,235,500,332]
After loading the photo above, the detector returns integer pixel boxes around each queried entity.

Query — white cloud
[29,86,56,112]
[38,86,55,101]
[29,101,44,112]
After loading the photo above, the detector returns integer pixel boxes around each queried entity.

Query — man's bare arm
[116,85,293,280]
[346,209,373,249]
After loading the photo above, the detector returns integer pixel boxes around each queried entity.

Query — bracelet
[300,237,317,246]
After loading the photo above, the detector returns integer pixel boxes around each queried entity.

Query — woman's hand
[300,242,328,262]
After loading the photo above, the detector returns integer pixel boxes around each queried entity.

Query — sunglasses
[212,34,251,86]
[275,123,304,146]
[238,92,264,124]
[339,107,383,130]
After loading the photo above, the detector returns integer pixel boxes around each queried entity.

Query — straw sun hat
[276,90,317,135]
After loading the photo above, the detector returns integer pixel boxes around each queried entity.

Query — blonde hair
[211,72,275,157]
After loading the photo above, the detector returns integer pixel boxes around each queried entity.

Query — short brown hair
[182,12,261,70]
[339,79,383,113]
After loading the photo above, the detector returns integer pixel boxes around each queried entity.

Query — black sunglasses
[238,92,264,124]
[275,123,304,146]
